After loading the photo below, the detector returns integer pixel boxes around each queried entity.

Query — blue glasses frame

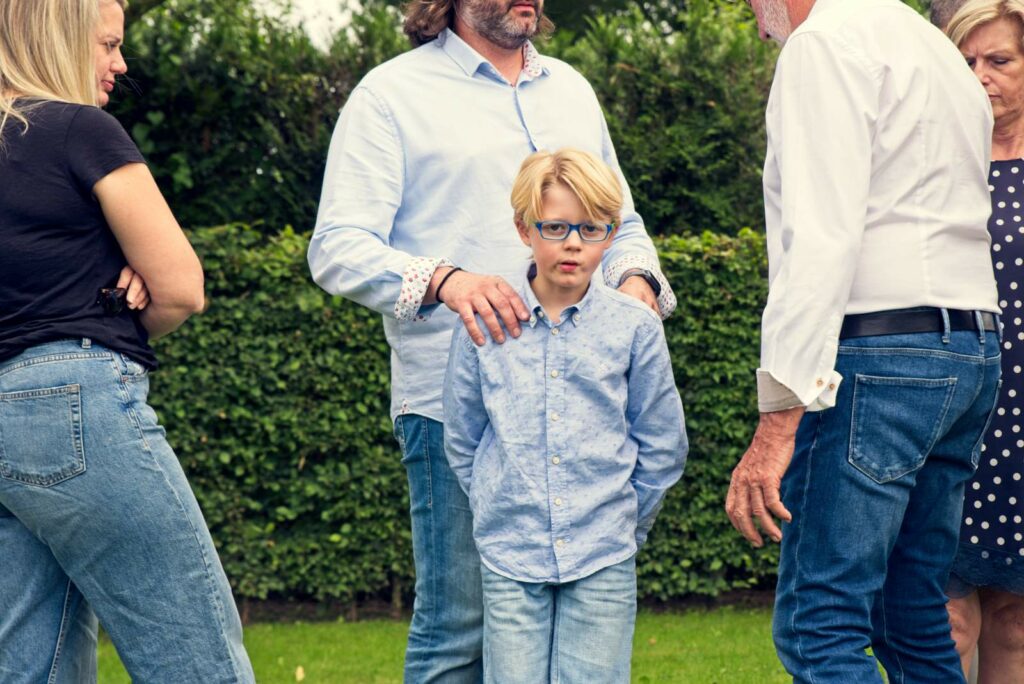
[534,220,615,242]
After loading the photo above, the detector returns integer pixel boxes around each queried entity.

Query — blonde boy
[443,148,688,683]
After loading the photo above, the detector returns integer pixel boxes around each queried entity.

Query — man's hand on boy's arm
[426,266,530,346]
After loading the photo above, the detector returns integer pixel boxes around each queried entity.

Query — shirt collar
[438,28,547,82]
[806,0,847,20]
[521,263,596,328]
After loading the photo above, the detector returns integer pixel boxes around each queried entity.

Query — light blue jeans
[394,414,483,683]
[481,556,637,684]
[773,327,1001,683]
[0,339,254,683]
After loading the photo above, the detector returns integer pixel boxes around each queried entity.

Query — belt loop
[997,313,1004,344]
[974,311,986,344]
[81,338,92,349]
[940,308,951,344]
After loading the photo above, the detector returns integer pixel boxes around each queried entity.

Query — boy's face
[516,182,616,299]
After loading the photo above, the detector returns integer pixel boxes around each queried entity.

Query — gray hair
[932,0,969,28]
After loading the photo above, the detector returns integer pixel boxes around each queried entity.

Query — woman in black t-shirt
[0,1,254,681]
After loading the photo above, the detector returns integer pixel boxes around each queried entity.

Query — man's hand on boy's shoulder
[429,267,530,346]
[618,274,660,315]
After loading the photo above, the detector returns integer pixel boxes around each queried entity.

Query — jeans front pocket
[848,374,958,484]
[0,384,86,487]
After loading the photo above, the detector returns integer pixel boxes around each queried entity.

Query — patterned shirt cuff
[395,257,455,322]
[605,254,677,320]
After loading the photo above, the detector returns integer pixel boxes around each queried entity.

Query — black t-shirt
[0,100,156,367]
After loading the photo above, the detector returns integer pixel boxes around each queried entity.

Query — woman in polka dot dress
[946,4,1024,681]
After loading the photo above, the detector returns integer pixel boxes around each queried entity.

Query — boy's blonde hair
[0,0,125,141]
[510,148,624,228]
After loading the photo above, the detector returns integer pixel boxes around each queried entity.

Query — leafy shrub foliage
[151,224,772,603]
[111,0,775,236]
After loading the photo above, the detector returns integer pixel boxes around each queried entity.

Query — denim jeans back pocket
[0,384,86,487]
[848,374,957,484]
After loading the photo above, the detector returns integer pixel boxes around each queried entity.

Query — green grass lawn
[97,608,788,683]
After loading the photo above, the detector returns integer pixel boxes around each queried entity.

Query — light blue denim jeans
[0,339,254,683]
[394,414,483,683]
[773,326,1001,684]
[481,556,637,684]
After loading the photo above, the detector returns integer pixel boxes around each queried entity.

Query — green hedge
[149,224,773,604]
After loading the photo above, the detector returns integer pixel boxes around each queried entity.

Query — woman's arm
[94,163,204,338]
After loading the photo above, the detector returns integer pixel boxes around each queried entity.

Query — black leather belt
[840,308,998,340]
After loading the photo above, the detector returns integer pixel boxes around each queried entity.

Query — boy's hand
[618,275,659,315]
[431,268,530,345]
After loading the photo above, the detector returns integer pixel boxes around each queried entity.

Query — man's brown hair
[401,0,554,47]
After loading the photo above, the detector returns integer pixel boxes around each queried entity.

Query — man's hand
[116,265,150,311]
[726,406,804,547]
[430,267,529,345]
[618,274,659,315]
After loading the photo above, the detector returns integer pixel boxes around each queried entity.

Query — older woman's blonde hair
[510,148,623,229]
[947,0,1024,48]
[0,0,125,141]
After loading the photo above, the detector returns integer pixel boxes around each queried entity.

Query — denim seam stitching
[421,419,439,660]
[46,579,75,684]
[0,352,111,379]
[140,444,244,681]
[0,384,86,487]
[792,413,824,684]
[838,347,988,362]
[847,376,958,484]
[879,590,906,683]
[110,358,151,452]
[970,379,1004,468]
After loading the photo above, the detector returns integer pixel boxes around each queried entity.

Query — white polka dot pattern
[955,158,1024,591]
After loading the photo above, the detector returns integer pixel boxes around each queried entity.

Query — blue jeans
[395,414,483,683]
[773,327,1001,683]
[480,556,637,684]
[0,340,254,683]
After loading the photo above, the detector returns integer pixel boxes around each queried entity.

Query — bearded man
[308,2,675,680]
[726,0,1000,682]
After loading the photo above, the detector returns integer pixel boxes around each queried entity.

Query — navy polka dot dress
[951,159,1024,595]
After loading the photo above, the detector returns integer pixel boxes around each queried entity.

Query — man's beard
[761,0,792,45]
[460,0,542,50]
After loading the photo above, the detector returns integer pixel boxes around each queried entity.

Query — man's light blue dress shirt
[443,273,687,583]
[308,30,676,422]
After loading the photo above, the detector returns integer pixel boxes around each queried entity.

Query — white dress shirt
[757,0,999,413]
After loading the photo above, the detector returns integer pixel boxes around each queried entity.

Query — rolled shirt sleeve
[592,100,677,319]
[308,86,451,321]
[757,31,878,412]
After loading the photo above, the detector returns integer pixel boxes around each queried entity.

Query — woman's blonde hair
[510,148,623,229]
[947,0,1024,49]
[0,0,125,141]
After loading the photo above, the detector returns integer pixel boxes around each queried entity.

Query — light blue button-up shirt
[443,273,688,583]
[308,29,676,422]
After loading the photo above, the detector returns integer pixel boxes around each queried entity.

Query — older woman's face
[960,17,1024,125]
[94,1,127,107]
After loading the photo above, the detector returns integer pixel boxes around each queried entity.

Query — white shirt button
[551,412,560,422]
[572,313,581,323]
[556,539,566,548]
[554,497,563,506]
[552,456,560,465]
[550,370,559,378]
[551,328,560,336]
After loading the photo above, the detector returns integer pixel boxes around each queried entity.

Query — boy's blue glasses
[534,220,614,242]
